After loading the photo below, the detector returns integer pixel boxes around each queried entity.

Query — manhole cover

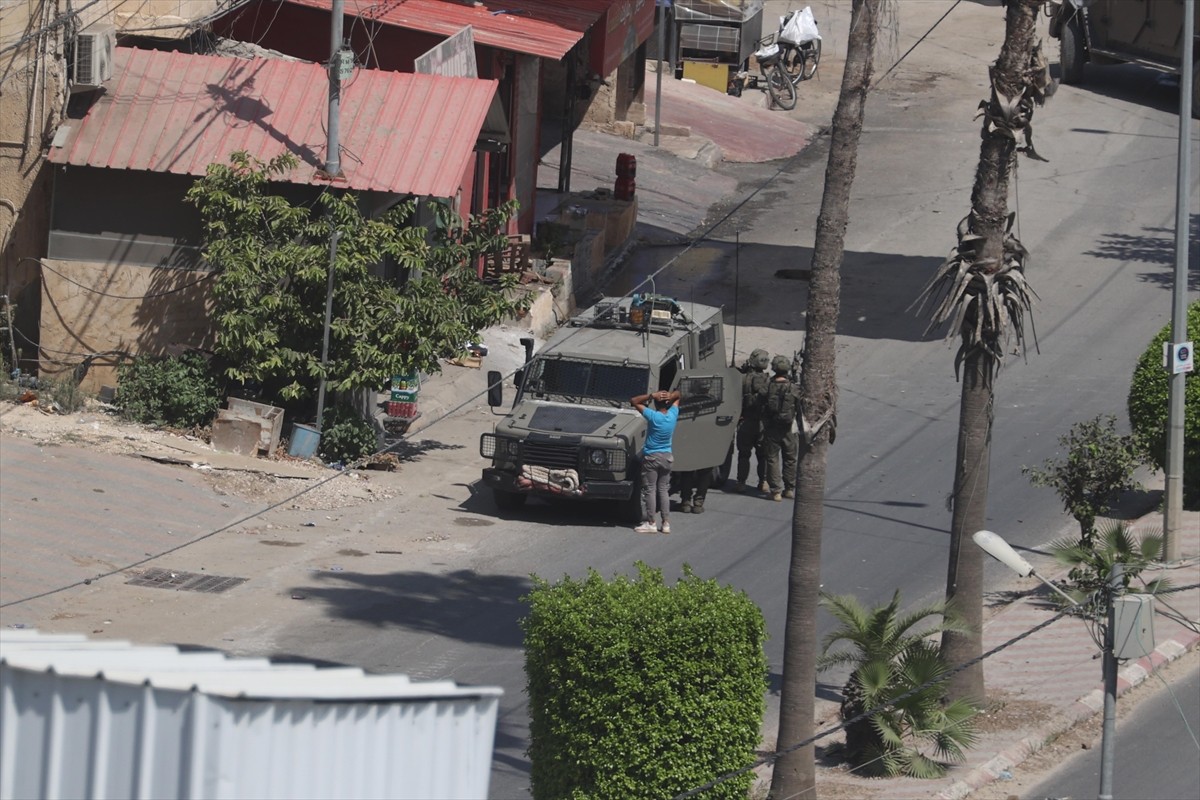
[126,568,247,594]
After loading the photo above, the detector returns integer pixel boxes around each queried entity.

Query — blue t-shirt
[642,405,679,455]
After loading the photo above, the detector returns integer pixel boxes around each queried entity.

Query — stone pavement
[820,497,1200,800]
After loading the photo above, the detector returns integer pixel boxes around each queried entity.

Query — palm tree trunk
[941,350,991,703]
[940,0,1043,705]
[769,1,884,796]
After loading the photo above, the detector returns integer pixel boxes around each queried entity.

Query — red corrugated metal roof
[288,0,610,61]
[48,47,498,198]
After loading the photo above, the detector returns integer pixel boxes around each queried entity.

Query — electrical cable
[27,257,214,300]
[674,601,1086,799]
[0,0,1021,611]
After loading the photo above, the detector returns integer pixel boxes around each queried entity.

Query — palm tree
[769,1,887,797]
[914,0,1052,705]
[1048,519,1171,604]
[818,591,979,778]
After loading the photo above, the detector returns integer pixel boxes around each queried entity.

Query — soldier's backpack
[744,371,769,412]
[766,379,797,425]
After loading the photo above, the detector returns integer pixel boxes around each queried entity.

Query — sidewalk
[814,492,1200,800]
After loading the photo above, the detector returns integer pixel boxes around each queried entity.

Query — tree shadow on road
[1083,215,1200,293]
[287,567,531,649]
[608,239,945,343]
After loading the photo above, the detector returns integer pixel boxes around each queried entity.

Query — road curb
[938,628,1200,799]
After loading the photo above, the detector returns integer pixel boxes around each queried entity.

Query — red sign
[591,0,656,78]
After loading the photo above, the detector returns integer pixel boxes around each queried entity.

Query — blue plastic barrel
[288,423,321,458]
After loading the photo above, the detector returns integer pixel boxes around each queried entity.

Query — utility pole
[316,0,346,430]
[654,0,664,147]
[1099,563,1124,800]
[1163,0,1194,560]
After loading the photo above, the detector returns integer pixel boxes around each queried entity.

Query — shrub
[316,405,377,464]
[1047,520,1170,604]
[116,352,220,428]
[818,591,979,778]
[38,374,88,414]
[522,562,767,800]
[1023,415,1149,545]
[1128,301,1199,509]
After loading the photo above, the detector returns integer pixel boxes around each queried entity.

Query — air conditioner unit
[74,23,116,87]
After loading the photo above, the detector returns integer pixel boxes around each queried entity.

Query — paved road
[1025,662,1200,800]
[6,2,1195,799]
[256,3,1199,797]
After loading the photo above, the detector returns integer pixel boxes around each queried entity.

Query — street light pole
[1098,562,1123,800]
[1163,0,1195,559]
[973,531,1122,800]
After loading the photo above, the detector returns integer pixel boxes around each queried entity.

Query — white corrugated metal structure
[0,630,502,800]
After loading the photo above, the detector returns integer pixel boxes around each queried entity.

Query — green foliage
[521,562,767,800]
[1048,519,1170,604]
[116,352,220,428]
[1128,301,1199,509]
[818,591,979,778]
[186,151,529,405]
[1023,415,1149,545]
[316,405,377,464]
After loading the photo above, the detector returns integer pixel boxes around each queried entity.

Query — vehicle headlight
[588,449,608,467]
[503,438,520,457]
[480,433,497,458]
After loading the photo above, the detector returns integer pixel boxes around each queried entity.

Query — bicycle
[779,36,820,86]
[751,41,797,110]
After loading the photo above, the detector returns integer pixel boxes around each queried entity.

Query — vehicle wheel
[781,45,804,86]
[618,470,644,523]
[713,442,734,488]
[767,63,797,110]
[1060,14,1085,85]
[800,39,820,81]
[493,488,527,510]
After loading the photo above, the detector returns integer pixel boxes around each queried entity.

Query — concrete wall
[0,0,68,375]
[38,260,215,392]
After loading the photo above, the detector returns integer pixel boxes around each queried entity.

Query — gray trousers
[640,451,673,522]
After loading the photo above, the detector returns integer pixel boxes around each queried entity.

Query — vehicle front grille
[522,441,579,469]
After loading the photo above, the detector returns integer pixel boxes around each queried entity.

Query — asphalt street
[217,3,1199,797]
[1025,661,1200,800]
[3,1,1196,799]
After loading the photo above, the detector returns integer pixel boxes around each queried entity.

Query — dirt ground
[0,396,405,511]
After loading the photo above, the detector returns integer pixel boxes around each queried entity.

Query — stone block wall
[38,260,215,392]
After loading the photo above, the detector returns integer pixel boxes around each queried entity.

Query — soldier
[734,349,771,493]
[762,354,800,502]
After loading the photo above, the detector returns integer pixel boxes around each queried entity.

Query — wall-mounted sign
[414,26,478,78]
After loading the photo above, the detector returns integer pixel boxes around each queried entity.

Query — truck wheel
[1060,15,1085,85]
[493,489,527,510]
[712,443,734,489]
[619,473,644,523]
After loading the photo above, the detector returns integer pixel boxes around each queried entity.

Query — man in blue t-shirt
[631,389,681,534]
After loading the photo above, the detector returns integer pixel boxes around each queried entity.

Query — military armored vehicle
[480,294,741,516]
[1050,0,1198,117]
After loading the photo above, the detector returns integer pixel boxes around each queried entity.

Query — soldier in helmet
[734,348,771,493]
[762,354,800,502]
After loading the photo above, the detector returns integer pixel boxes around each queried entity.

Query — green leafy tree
[1023,415,1150,546]
[186,152,527,406]
[522,562,767,800]
[1128,301,1199,509]
[818,591,979,778]
[1048,519,1170,604]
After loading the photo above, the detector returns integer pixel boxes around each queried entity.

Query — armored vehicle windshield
[522,357,649,407]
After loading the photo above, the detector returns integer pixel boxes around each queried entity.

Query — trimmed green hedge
[522,562,767,800]
[1127,301,1199,509]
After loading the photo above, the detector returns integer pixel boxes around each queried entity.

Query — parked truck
[1049,0,1199,117]
[480,294,740,517]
